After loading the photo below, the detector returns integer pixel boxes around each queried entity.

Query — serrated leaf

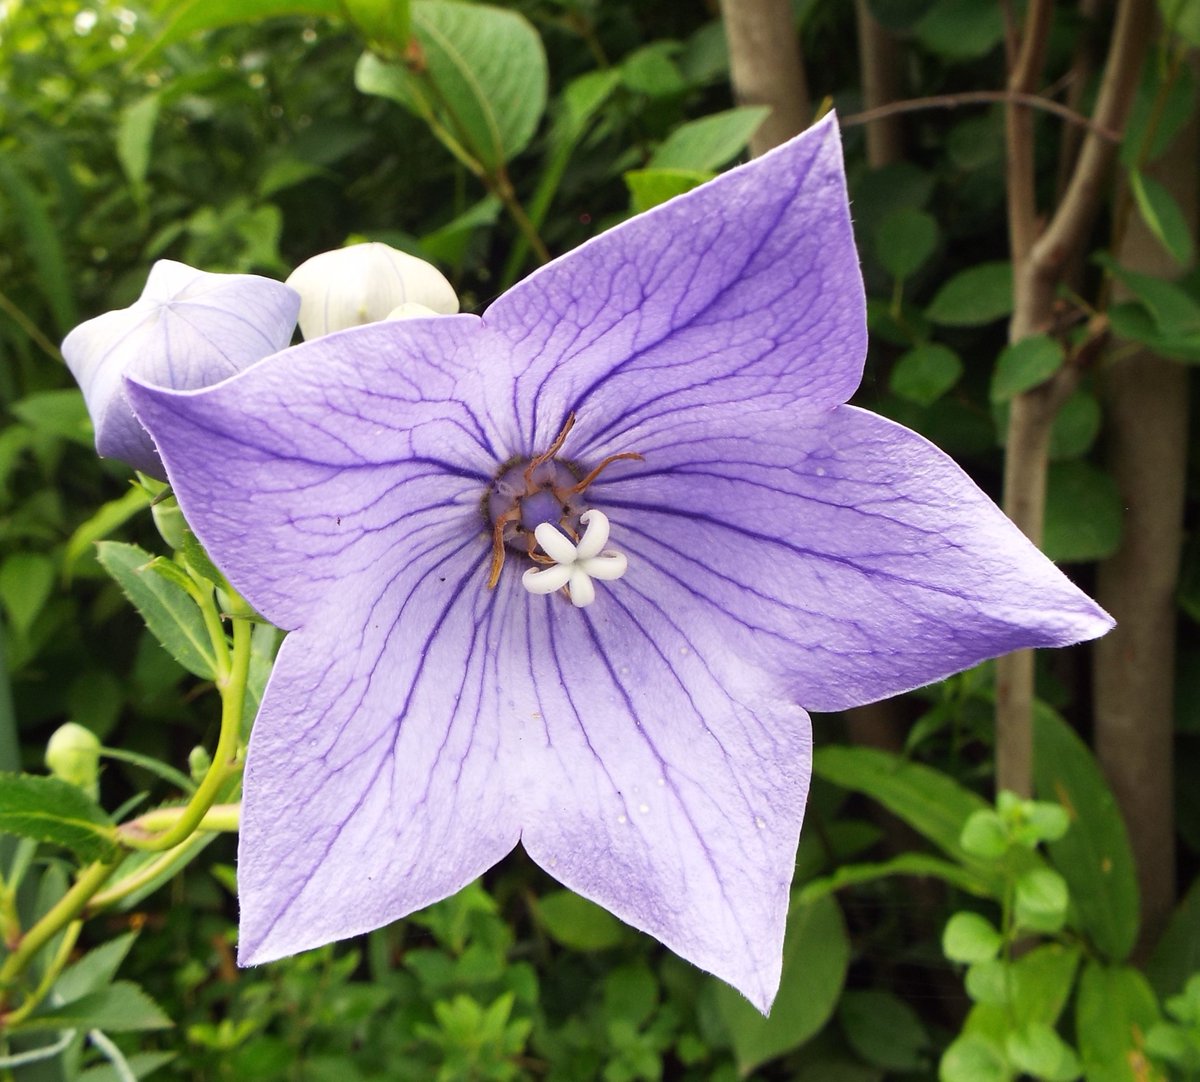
[927,261,1013,326]
[647,106,768,171]
[96,542,218,679]
[876,208,938,281]
[990,335,1064,402]
[1130,169,1194,267]
[1034,705,1139,961]
[355,0,548,169]
[54,932,138,1002]
[20,981,172,1034]
[714,894,849,1073]
[0,773,115,861]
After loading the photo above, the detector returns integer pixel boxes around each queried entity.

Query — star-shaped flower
[125,115,1111,1011]
[62,260,299,478]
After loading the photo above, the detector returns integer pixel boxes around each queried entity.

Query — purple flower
[62,260,299,478]
[126,115,1111,1010]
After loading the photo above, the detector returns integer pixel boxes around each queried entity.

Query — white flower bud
[286,243,459,340]
[45,722,102,800]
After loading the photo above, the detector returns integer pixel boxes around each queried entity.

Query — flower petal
[63,261,299,477]
[126,316,499,629]
[482,113,865,454]
[237,531,521,964]
[586,403,1113,713]
[505,581,811,1011]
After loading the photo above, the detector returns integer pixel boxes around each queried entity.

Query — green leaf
[623,168,711,213]
[621,42,686,98]
[96,541,219,680]
[1075,963,1160,1082]
[603,963,658,1028]
[10,390,93,446]
[943,912,1003,964]
[0,159,78,334]
[1049,391,1102,461]
[913,0,1005,58]
[927,262,1013,326]
[1108,300,1200,362]
[1147,875,1200,997]
[0,553,55,637]
[965,959,1008,1006]
[20,981,172,1034]
[1006,1023,1081,1082]
[54,932,138,1002]
[78,1051,177,1082]
[63,486,153,580]
[1130,169,1194,267]
[940,1033,1008,1082]
[876,208,938,281]
[714,894,849,1073]
[116,95,160,194]
[960,809,1009,860]
[889,343,962,406]
[1159,0,1200,49]
[839,990,929,1071]
[1101,253,1200,336]
[0,772,115,861]
[534,889,624,951]
[799,851,991,903]
[647,106,768,171]
[990,335,1065,402]
[1014,868,1069,934]
[1033,704,1139,961]
[1041,460,1123,563]
[142,0,342,56]
[355,0,548,170]
[814,746,997,886]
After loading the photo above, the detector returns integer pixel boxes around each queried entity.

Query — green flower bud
[189,745,212,784]
[45,722,101,800]
[151,495,188,551]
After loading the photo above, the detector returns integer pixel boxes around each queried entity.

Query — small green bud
[188,745,212,783]
[45,722,101,801]
[152,495,188,551]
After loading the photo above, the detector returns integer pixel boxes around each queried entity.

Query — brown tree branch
[996,0,1153,798]
[1094,58,1196,957]
[853,0,903,167]
[718,0,811,157]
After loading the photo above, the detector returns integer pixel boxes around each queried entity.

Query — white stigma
[521,509,628,608]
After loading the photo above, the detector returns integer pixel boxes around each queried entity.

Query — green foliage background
[2,0,1200,1079]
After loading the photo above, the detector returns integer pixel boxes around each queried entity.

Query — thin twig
[841,89,1120,142]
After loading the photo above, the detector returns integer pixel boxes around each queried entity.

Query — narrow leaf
[96,542,218,679]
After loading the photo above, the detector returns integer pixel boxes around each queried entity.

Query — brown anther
[487,506,519,588]
[525,413,576,484]
[569,452,645,494]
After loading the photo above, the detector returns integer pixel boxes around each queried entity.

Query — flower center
[484,412,641,604]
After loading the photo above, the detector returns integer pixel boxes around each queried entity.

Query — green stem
[117,617,251,852]
[0,861,118,993]
[87,830,218,913]
[0,288,62,364]
[3,921,81,1027]
[491,172,551,266]
[123,803,240,837]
